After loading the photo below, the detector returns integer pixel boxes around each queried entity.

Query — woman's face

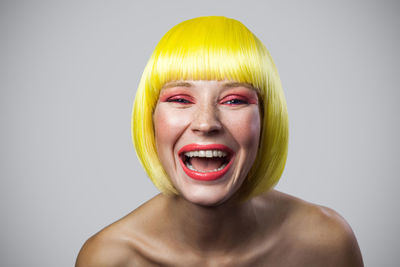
[153,80,261,206]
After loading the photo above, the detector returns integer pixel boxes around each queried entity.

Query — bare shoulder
[75,228,136,267]
[262,191,364,267]
[75,195,165,267]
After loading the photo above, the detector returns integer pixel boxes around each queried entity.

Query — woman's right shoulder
[75,195,165,267]
[75,228,138,267]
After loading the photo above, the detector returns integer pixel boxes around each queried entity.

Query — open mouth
[178,144,234,181]
[183,150,229,172]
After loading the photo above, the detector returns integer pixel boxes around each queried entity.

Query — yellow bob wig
[132,16,288,200]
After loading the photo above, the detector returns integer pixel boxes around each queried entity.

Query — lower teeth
[185,162,227,173]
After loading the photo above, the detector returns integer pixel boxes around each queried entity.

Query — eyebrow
[162,81,255,90]
[162,81,193,89]
[222,82,254,90]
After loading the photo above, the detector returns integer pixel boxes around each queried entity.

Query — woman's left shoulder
[259,190,364,266]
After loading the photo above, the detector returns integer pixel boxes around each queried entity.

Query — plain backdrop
[1,1,399,266]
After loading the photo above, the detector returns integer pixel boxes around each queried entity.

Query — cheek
[222,108,261,148]
[153,105,191,148]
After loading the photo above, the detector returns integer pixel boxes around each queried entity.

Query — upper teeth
[184,150,227,158]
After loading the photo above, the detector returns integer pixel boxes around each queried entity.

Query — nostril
[193,121,222,134]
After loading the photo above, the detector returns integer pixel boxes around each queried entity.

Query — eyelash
[221,96,249,105]
[165,95,249,105]
[222,98,248,105]
[166,96,193,104]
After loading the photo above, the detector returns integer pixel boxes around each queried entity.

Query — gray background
[1,0,399,266]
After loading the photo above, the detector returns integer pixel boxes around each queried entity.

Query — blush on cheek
[231,110,260,146]
[154,105,181,128]
[153,104,192,145]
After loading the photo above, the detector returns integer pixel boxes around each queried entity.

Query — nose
[191,103,222,135]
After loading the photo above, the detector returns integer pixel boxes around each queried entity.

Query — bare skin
[77,81,363,266]
[75,190,363,267]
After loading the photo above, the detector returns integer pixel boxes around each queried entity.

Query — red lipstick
[178,144,234,181]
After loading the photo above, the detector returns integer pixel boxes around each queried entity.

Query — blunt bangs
[149,17,268,92]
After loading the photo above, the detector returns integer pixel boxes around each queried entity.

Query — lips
[178,144,235,181]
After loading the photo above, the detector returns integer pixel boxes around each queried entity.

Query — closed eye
[168,98,191,104]
[220,95,249,105]
[166,95,194,104]
[223,99,248,105]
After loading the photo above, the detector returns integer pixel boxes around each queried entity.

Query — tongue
[190,157,225,172]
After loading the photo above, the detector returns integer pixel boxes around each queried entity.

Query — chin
[179,185,236,207]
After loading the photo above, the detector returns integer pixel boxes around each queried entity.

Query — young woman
[76,16,363,266]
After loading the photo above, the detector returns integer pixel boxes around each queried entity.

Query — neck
[165,194,262,254]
